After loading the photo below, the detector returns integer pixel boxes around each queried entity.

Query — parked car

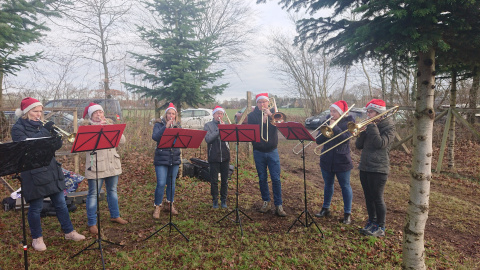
[180,108,213,129]
[44,98,122,122]
[234,106,256,124]
[304,108,366,129]
[2,110,75,133]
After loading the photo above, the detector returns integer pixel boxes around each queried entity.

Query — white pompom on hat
[15,97,43,117]
[255,93,269,103]
[212,105,225,115]
[83,102,104,118]
[165,103,177,114]
[330,100,348,115]
[366,99,386,113]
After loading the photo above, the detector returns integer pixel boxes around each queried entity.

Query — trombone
[261,97,286,142]
[314,106,399,156]
[319,104,355,138]
[39,119,76,143]
[292,116,332,155]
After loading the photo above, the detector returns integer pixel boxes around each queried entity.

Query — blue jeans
[28,191,74,239]
[321,169,352,214]
[154,165,179,205]
[253,149,283,206]
[86,175,120,226]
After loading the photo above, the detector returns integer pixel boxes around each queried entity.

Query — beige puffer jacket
[80,119,126,179]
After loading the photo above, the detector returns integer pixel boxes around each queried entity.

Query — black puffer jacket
[204,120,230,163]
[11,118,65,202]
[152,119,181,166]
[247,107,278,152]
[355,117,396,174]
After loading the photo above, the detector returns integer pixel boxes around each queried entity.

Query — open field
[0,114,479,269]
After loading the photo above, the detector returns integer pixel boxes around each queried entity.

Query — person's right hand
[43,121,55,132]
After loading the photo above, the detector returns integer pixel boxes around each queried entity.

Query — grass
[0,114,479,269]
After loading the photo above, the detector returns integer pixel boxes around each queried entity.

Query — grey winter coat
[80,119,125,179]
[204,120,230,163]
[355,117,396,174]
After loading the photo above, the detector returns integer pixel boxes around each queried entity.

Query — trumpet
[261,97,286,142]
[314,106,399,156]
[39,119,76,143]
[292,116,332,155]
[169,117,179,128]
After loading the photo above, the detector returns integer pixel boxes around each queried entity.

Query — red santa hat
[15,97,43,117]
[255,93,269,103]
[83,102,104,118]
[165,103,177,114]
[366,99,386,113]
[212,105,225,115]
[330,100,348,115]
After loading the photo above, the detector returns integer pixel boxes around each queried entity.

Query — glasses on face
[367,110,376,114]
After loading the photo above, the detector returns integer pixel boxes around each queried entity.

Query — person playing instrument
[314,100,354,224]
[11,97,85,251]
[152,103,182,218]
[247,93,287,217]
[204,105,231,209]
[81,102,128,235]
[355,99,396,237]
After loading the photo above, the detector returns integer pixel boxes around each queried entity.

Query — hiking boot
[32,237,47,251]
[88,225,98,235]
[314,208,330,218]
[221,200,227,209]
[364,223,385,237]
[153,205,162,219]
[212,200,219,209]
[275,205,287,217]
[165,201,178,215]
[359,220,375,235]
[342,213,351,225]
[259,201,270,213]
[65,230,85,241]
[111,217,128,224]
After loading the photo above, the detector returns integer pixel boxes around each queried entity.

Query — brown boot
[153,205,161,219]
[88,225,98,235]
[163,202,171,212]
[170,202,178,215]
[110,217,128,224]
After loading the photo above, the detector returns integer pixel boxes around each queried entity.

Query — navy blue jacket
[247,107,278,152]
[152,119,181,166]
[316,115,355,173]
[11,118,65,202]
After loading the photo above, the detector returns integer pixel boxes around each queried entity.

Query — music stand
[70,124,126,270]
[216,124,259,236]
[0,137,58,270]
[144,128,207,242]
[276,122,324,237]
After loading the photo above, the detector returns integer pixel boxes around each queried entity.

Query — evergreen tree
[124,0,227,113]
[258,0,480,269]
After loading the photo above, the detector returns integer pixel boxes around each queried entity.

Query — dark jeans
[359,170,388,227]
[209,160,229,202]
[28,191,74,239]
[253,149,283,206]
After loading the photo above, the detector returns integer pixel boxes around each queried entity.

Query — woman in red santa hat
[355,99,395,237]
[81,102,128,235]
[314,100,354,224]
[11,97,85,251]
[152,103,182,218]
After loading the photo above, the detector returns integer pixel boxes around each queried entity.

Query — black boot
[314,208,330,217]
[342,213,351,224]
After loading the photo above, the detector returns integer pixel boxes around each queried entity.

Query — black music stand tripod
[216,124,259,236]
[144,128,206,242]
[276,122,324,237]
[70,124,126,270]
[0,137,58,270]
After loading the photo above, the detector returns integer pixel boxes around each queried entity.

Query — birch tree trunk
[468,66,479,124]
[447,71,457,170]
[402,48,436,270]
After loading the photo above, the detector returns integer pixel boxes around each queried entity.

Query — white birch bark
[402,48,435,270]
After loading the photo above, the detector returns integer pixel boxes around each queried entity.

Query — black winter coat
[247,107,278,152]
[316,115,355,173]
[152,119,181,166]
[11,118,65,202]
[204,120,230,163]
